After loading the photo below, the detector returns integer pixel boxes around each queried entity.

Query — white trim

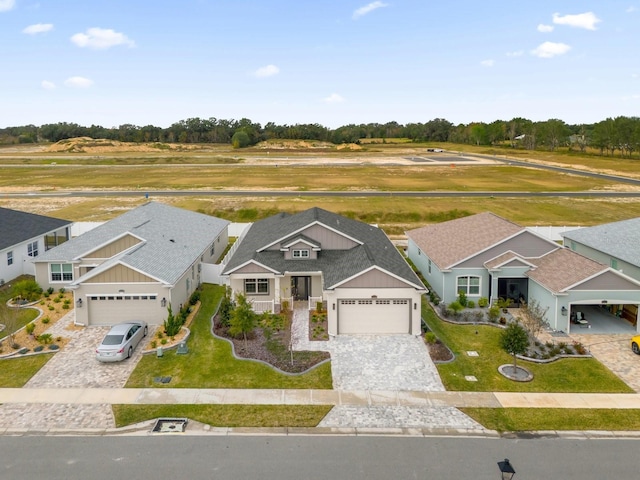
[224,259,280,275]
[74,231,146,260]
[456,274,481,296]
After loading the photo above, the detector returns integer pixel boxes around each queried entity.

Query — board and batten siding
[83,234,142,260]
[83,264,156,283]
[338,269,411,289]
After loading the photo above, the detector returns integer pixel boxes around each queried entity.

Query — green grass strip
[462,407,640,433]
[112,404,333,428]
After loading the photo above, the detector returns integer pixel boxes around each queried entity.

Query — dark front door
[291,276,311,300]
[497,278,528,306]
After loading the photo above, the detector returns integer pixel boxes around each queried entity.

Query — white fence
[251,300,275,313]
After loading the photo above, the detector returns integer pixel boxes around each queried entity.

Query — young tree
[0,305,21,348]
[500,322,529,371]
[517,299,549,340]
[228,293,256,350]
[218,286,234,327]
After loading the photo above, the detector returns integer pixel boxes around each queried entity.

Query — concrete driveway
[26,311,150,389]
[328,335,445,392]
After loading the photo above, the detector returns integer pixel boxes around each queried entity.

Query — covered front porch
[247,273,324,313]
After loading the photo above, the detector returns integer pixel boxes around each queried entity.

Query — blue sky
[1,0,638,129]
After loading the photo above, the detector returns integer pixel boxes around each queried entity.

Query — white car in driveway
[96,321,148,362]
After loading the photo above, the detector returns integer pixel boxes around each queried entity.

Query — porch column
[274,276,281,304]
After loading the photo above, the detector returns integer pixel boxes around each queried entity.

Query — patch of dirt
[213,312,329,373]
[46,137,204,154]
[426,340,454,362]
[336,143,363,150]
[256,140,335,150]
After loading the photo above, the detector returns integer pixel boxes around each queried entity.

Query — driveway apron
[0,311,149,430]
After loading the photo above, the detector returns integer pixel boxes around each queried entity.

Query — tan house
[33,202,229,326]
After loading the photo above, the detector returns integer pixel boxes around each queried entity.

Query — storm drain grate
[152,418,188,433]
[153,376,172,384]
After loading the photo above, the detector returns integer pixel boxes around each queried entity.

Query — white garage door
[86,294,159,326]
[338,298,410,334]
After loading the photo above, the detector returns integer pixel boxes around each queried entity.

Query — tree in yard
[11,279,42,303]
[163,303,181,337]
[0,305,21,349]
[218,286,234,327]
[500,322,529,372]
[517,299,549,340]
[228,293,256,350]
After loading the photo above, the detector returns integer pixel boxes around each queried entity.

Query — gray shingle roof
[224,207,423,289]
[406,212,524,270]
[0,207,72,251]
[35,202,229,285]
[562,217,640,268]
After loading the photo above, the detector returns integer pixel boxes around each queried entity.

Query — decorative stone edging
[142,327,191,355]
[498,364,534,382]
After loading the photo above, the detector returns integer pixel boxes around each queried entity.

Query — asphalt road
[2,435,639,479]
[3,189,640,198]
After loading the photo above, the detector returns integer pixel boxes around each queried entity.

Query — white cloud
[41,80,56,90]
[537,24,554,33]
[552,12,601,30]
[70,27,135,49]
[531,41,571,58]
[506,50,524,57]
[253,64,280,78]
[480,59,494,67]
[353,1,388,20]
[0,0,15,12]
[323,93,345,103]
[626,6,637,13]
[23,23,54,35]
[64,76,93,88]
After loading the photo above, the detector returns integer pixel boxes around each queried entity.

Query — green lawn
[0,355,52,387]
[112,404,332,428]
[462,408,640,432]
[422,302,633,393]
[0,283,40,341]
[125,284,333,389]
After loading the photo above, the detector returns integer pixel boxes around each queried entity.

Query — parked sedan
[96,321,148,362]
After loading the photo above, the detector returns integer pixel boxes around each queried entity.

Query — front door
[291,276,311,300]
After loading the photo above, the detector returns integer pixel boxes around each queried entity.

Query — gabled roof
[223,207,424,289]
[563,217,640,268]
[525,248,607,294]
[35,202,229,285]
[0,207,72,251]
[406,212,524,270]
[484,251,537,270]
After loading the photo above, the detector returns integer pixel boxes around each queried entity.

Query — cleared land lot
[1,141,639,232]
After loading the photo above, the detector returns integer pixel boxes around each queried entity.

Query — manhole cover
[152,418,188,433]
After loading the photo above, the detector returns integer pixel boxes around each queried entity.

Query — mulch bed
[213,313,329,374]
[427,340,454,363]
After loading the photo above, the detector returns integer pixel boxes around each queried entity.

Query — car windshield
[101,334,124,346]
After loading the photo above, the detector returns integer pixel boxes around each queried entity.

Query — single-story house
[222,207,426,336]
[0,206,72,284]
[563,216,640,326]
[33,202,229,326]
[407,212,640,333]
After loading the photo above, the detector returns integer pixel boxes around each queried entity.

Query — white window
[7,251,12,266]
[245,278,269,295]
[27,241,38,257]
[50,263,73,282]
[292,249,310,258]
[457,276,480,296]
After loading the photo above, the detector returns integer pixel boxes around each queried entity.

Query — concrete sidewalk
[2,388,640,409]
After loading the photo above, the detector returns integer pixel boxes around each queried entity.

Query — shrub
[316,301,324,313]
[39,300,45,305]
[448,301,463,315]
[487,306,500,322]
[573,342,587,355]
[38,333,53,345]
[48,305,54,311]
[11,279,43,302]
[156,330,164,339]
[424,331,437,344]
[62,304,69,310]
[49,344,59,350]
[467,300,475,309]
[163,304,181,337]
[43,292,50,299]
[53,297,61,303]
[457,291,468,307]
[189,290,200,305]
[63,298,71,305]
[218,289,233,327]
[499,316,507,325]
[281,300,290,312]
[160,338,168,345]
[46,287,54,295]
[41,317,50,324]
[478,297,489,308]
[33,345,44,352]
[151,340,157,349]
[25,323,35,335]
[58,287,66,294]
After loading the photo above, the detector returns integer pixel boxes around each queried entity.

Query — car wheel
[633,342,640,355]
[144,326,148,337]
[128,346,133,358]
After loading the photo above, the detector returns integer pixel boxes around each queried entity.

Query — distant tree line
[1,115,639,158]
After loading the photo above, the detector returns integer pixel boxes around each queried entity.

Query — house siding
[407,238,445,300]
[84,234,142,259]
[339,269,409,288]
[265,224,358,251]
[456,232,557,268]
[232,263,274,274]
[84,264,156,283]
[566,240,640,283]
[572,271,640,291]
